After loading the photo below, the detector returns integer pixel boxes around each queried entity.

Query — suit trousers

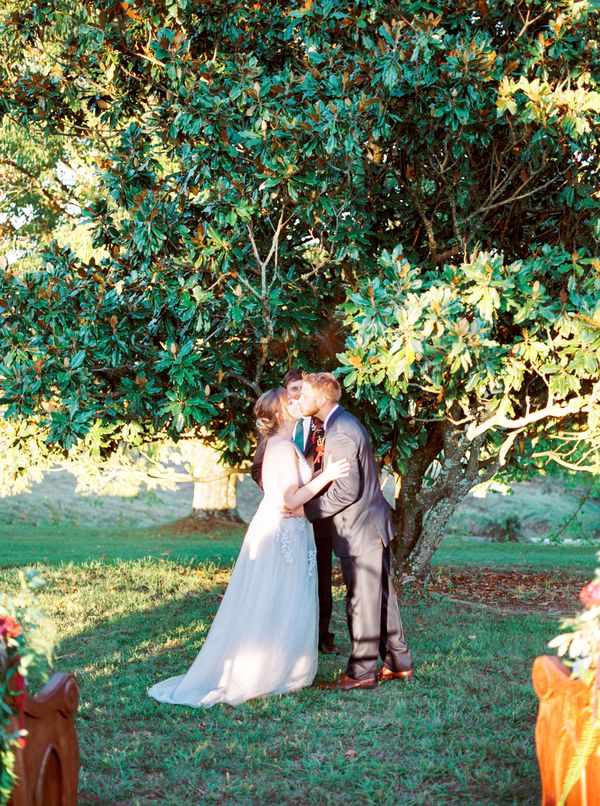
[339,543,412,680]
[313,517,334,644]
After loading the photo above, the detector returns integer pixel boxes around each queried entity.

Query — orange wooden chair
[533,656,600,806]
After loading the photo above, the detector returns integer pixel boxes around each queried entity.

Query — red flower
[0,616,21,639]
[579,580,600,609]
[11,671,27,715]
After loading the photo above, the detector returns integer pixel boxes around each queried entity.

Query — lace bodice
[296,448,313,483]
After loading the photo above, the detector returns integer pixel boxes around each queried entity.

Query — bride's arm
[275,444,348,510]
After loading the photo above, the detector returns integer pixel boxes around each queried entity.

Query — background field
[1,468,598,538]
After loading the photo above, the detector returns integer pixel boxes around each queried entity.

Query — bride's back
[261,438,309,506]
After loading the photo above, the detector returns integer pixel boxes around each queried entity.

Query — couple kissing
[148,371,412,707]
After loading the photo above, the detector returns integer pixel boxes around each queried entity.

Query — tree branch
[466,383,600,440]
[0,157,78,217]
[464,173,565,224]
[532,452,599,473]
[222,371,261,396]
[516,6,551,39]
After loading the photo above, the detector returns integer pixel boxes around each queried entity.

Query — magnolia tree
[339,246,599,574]
[0,0,598,573]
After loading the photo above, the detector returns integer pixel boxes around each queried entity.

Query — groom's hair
[282,368,303,387]
[302,372,342,402]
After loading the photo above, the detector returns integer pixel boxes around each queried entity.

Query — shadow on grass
[66,590,546,804]
[53,573,553,700]
[55,572,333,698]
[29,558,549,805]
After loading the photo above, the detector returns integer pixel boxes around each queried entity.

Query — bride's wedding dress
[148,444,318,707]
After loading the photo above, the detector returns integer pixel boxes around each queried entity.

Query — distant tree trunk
[189,443,242,522]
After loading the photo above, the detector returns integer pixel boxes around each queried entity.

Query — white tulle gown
[147,443,318,707]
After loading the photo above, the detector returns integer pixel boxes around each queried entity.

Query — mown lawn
[2,530,597,805]
[2,523,597,572]
[0,523,244,566]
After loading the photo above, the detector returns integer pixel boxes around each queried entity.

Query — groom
[300,372,413,691]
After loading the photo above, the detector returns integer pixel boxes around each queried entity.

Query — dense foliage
[0,0,598,572]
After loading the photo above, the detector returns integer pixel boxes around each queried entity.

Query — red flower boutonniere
[309,418,325,470]
[315,438,325,464]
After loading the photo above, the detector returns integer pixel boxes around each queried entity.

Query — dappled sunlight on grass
[1,554,550,804]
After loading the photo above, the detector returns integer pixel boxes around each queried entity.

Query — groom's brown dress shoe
[377,666,414,683]
[319,673,377,691]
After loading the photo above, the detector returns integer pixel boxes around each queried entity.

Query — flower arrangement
[548,553,600,805]
[0,570,54,806]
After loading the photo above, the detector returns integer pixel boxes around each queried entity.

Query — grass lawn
[2,523,598,574]
[3,526,596,805]
[0,523,245,567]
[437,539,598,574]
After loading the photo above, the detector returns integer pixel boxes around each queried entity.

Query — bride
[148,386,349,707]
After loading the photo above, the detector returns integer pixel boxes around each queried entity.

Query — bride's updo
[254,387,289,437]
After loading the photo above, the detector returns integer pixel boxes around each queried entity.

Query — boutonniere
[315,437,325,462]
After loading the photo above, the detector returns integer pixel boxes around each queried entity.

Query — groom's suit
[251,421,336,648]
[304,406,412,680]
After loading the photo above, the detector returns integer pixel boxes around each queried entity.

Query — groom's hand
[282,505,304,518]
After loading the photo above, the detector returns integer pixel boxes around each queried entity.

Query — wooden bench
[9,672,80,806]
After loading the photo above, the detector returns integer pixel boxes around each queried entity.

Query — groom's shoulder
[330,408,367,438]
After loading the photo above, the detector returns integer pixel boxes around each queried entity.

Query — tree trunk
[391,424,490,579]
[401,491,465,578]
[189,442,242,522]
[391,421,446,573]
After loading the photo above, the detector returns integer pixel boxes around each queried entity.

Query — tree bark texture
[391,421,494,579]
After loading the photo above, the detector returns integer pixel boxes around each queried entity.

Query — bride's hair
[254,387,288,437]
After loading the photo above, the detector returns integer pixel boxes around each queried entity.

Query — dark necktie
[293,421,305,451]
[310,417,325,472]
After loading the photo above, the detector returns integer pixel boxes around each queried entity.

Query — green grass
[437,539,598,574]
[0,524,245,567]
[4,526,595,803]
[3,557,550,805]
[4,531,588,804]
[2,467,596,801]
[2,524,597,576]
